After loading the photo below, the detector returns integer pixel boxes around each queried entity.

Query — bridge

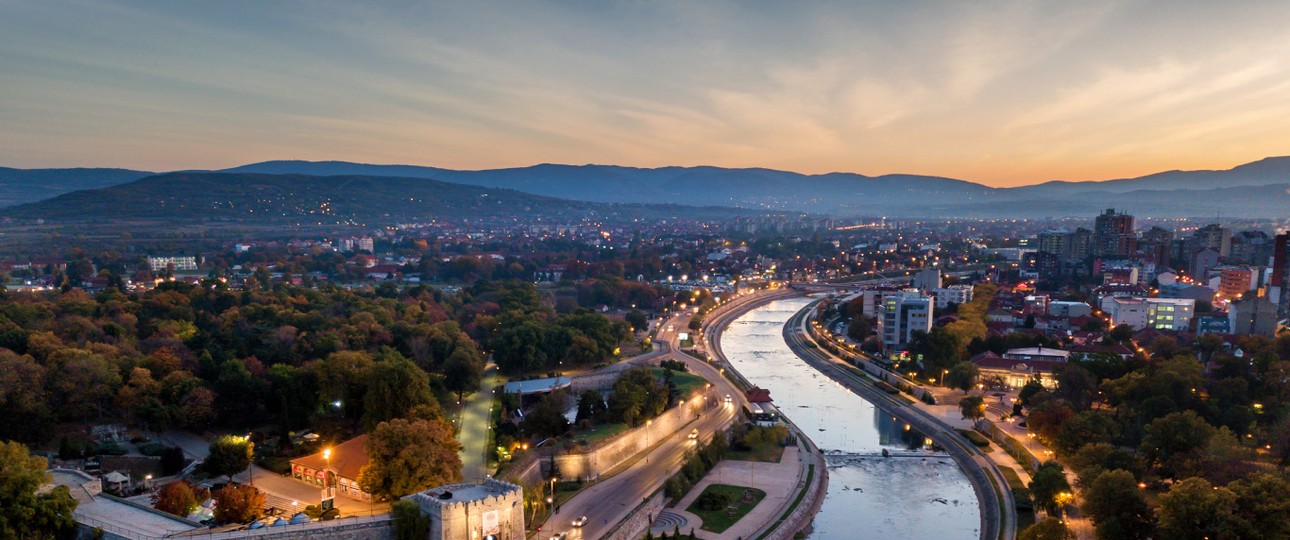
[821,450,956,462]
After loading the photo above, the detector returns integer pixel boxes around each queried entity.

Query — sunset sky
[4,1,1290,186]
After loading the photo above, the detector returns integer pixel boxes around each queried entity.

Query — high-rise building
[1273,233,1290,318]
[1191,224,1232,257]
[1093,209,1136,258]
[1037,229,1072,260]
[1138,226,1175,265]
[880,289,933,351]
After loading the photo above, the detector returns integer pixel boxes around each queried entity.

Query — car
[550,533,568,540]
[724,394,733,404]
[572,516,588,527]
[688,428,699,439]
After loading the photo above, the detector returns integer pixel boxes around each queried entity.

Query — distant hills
[3,157,1290,218]
[0,172,754,226]
[0,167,153,207]
[222,157,1290,217]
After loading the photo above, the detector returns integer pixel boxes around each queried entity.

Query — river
[719,297,980,539]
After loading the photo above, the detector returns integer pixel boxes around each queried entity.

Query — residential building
[1217,267,1255,301]
[934,284,974,308]
[147,256,199,272]
[1047,301,1092,318]
[1190,248,1220,281]
[1229,295,1279,337]
[1093,209,1136,258]
[1191,224,1232,257]
[879,289,933,351]
[1147,298,1194,331]
[912,267,942,292]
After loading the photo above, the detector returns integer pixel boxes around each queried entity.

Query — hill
[0,172,754,226]
[0,167,153,207]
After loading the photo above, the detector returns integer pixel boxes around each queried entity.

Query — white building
[1047,301,1093,318]
[147,256,199,272]
[912,267,943,292]
[880,289,933,351]
[934,284,974,308]
[1106,297,1195,331]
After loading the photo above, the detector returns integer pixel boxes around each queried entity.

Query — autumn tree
[212,483,265,524]
[359,412,463,500]
[154,480,203,517]
[0,441,77,538]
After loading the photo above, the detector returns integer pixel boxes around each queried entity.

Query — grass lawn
[573,422,630,446]
[651,367,708,398]
[686,484,766,533]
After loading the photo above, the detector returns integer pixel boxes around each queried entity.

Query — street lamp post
[321,448,334,512]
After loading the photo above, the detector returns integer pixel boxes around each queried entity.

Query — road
[544,294,771,539]
[458,362,502,482]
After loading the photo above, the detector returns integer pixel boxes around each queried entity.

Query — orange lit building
[289,435,373,501]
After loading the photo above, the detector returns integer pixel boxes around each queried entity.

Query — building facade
[879,289,933,351]
[410,479,525,540]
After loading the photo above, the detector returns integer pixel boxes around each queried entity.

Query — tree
[359,415,463,500]
[576,390,605,425]
[1053,364,1097,410]
[212,483,265,523]
[1018,517,1072,540]
[959,395,986,421]
[625,310,648,332]
[1140,410,1216,478]
[0,441,77,539]
[522,393,571,439]
[442,346,484,403]
[154,480,202,517]
[1053,411,1118,455]
[205,435,252,482]
[945,361,980,393]
[392,499,430,540]
[1157,477,1240,540]
[1229,472,1290,540]
[363,354,435,428]
[1027,461,1072,515]
[1082,469,1154,540]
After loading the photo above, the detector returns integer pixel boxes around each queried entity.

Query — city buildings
[1106,297,1195,331]
[1229,295,1279,337]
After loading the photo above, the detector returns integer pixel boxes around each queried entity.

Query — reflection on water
[720,297,980,540]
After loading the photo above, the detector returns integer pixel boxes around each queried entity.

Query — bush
[139,442,167,456]
[257,456,291,475]
[960,429,992,448]
[93,442,128,456]
[1013,488,1034,511]
[695,490,733,511]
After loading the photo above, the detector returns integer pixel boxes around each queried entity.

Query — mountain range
[2,157,1289,218]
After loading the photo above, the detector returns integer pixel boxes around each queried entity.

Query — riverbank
[783,298,1015,540]
[698,289,829,540]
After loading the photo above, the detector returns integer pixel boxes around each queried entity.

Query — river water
[720,297,980,539]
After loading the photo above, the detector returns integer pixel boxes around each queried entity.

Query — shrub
[695,490,733,511]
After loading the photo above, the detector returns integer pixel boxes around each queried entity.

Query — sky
[3,1,1290,187]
